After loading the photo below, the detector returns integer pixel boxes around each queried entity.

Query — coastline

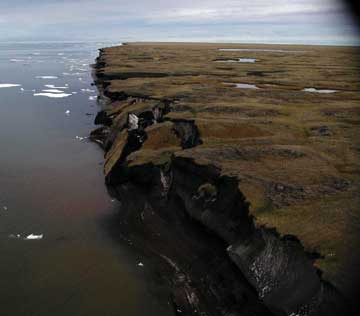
[90,43,360,315]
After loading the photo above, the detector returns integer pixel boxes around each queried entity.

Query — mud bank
[91,43,360,316]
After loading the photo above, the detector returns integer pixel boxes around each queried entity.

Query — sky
[0,0,359,45]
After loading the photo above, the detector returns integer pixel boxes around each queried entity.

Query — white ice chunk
[10,59,25,62]
[25,234,43,240]
[36,76,58,79]
[44,84,69,89]
[65,110,70,115]
[137,262,144,267]
[89,96,97,101]
[0,84,22,88]
[42,89,64,93]
[34,92,72,98]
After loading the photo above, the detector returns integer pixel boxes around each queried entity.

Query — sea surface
[0,42,172,316]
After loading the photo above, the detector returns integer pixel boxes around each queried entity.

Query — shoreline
[91,42,360,315]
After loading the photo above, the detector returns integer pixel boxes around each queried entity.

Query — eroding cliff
[91,43,360,315]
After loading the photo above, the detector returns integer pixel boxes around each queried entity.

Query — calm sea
[0,42,172,316]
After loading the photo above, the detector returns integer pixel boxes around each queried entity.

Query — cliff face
[91,43,360,315]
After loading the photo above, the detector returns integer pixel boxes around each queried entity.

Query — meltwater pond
[0,42,173,316]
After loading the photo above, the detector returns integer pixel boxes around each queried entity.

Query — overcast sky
[0,0,359,45]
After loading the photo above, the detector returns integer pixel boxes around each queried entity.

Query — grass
[98,42,360,295]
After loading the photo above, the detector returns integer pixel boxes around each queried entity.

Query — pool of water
[224,82,260,89]
[302,87,337,93]
[0,42,173,316]
[216,58,257,63]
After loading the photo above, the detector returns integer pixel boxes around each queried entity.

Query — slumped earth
[92,43,360,315]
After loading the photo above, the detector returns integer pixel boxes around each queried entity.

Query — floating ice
[25,234,43,240]
[137,262,144,267]
[9,234,21,239]
[0,84,22,88]
[75,135,88,141]
[34,92,72,98]
[42,89,65,93]
[36,76,58,79]
[44,84,69,89]
[81,88,95,93]
[65,110,70,116]
[10,59,25,62]
[89,96,97,101]
[303,88,337,94]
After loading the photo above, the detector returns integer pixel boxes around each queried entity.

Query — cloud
[0,0,358,45]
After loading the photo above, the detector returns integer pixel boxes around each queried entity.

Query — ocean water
[0,42,172,316]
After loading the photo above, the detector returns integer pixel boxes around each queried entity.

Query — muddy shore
[90,43,360,316]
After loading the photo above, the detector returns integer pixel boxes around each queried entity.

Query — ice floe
[75,135,88,141]
[65,110,70,116]
[44,84,69,89]
[34,92,72,98]
[89,96,97,101]
[36,76,58,79]
[81,88,95,93]
[302,88,337,94]
[0,84,22,88]
[9,234,21,239]
[25,234,43,240]
[42,89,65,93]
[10,59,25,62]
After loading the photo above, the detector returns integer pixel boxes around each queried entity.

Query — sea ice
[44,85,68,89]
[81,88,95,93]
[42,89,65,93]
[25,234,43,240]
[0,84,22,88]
[89,96,97,101]
[33,92,72,98]
[36,76,58,79]
[10,59,25,62]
